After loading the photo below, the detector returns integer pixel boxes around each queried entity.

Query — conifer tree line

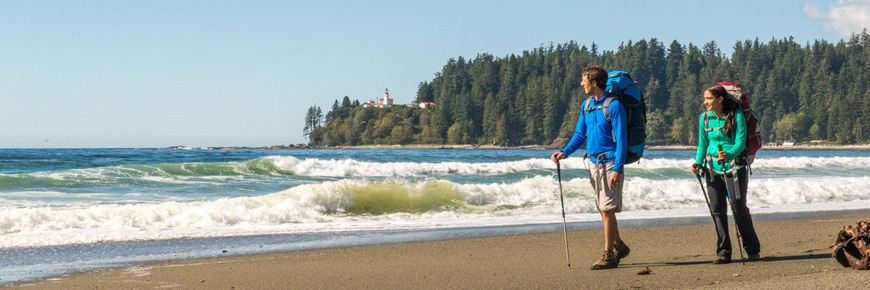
[307,32,870,146]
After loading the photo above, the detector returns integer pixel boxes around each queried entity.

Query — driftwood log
[832,219,870,270]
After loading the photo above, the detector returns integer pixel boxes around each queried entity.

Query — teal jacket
[694,110,746,174]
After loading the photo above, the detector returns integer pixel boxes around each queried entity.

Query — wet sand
[6,212,870,289]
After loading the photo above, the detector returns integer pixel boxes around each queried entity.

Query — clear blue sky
[2,0,867,148]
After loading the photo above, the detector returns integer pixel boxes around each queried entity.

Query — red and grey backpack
[704,82,761,166]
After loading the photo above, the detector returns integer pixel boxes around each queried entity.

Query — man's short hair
[582,66,608,90]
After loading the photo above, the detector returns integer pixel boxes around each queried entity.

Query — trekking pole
[719,145,746,264]
[693,164,716,225]
[557,161,571,269]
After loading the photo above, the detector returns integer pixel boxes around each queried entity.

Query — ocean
[2,148,870,284]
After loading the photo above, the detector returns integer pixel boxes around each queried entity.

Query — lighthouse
[380,88,393,105]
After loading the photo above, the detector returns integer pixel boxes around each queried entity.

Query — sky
[1,0,868,148]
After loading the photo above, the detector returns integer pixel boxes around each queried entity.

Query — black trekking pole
[719,145,746,264]
[693,164,716,225]
[557,161,571,269]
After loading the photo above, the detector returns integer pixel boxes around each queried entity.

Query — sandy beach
[5,212,870,289]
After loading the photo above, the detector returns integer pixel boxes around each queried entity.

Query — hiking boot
[614,240,631,260]
[713,256,731,264]
[590,249,618,270]
[747,253,761,261]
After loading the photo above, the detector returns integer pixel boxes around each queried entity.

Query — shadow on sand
[620,253,831,268]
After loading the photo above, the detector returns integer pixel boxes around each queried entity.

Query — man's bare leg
[601,210,620,250]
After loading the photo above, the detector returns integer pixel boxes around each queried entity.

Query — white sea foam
[10,156,870,182]
[752,156,870,168]
[627,156,870,170]
[21,157,300,182]
[288,158,560,177]
[3,173,870,248]
[282,156,870,177]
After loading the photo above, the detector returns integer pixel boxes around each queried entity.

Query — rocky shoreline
[167,144,311,150]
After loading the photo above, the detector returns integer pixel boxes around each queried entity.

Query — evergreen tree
[417,81,434,103]
[325,100,340,124]
[309,36,870,146]
[303,105,322,139]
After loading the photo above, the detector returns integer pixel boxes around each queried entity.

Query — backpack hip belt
[704,155,742,199]
[584,152,610,164]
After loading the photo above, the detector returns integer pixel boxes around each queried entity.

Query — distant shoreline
[168,144,870,150]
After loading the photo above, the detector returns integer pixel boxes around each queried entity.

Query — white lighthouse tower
[380,88,393,106]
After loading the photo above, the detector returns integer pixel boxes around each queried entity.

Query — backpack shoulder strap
[703,112,723,132]
[585,96,617,124]
[584,97,607,113]
[703,113,709,130]
[582,97,592,117]
[585,96,615,118]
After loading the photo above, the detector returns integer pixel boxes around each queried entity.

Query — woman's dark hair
[706,85,741,137]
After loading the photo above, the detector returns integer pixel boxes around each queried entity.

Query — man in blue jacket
[551,66,629,270]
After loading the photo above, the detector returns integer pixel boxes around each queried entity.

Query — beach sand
[6,212,870,289]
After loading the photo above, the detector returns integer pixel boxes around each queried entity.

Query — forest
[305,32,870,147]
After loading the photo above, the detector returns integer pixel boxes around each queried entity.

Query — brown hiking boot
[590,249,618,270]
[614,240,630,261]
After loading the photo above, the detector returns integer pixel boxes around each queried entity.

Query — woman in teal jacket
[690,85,760,264]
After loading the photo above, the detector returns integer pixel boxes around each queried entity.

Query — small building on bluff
[362,88,435,108]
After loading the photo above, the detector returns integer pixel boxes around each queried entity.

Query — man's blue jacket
[561,92,628,173]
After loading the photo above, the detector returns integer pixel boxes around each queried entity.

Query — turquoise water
[2,148,870,284]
